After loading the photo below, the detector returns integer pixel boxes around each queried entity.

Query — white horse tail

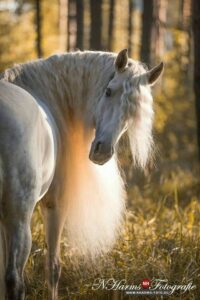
[0,158,5,299]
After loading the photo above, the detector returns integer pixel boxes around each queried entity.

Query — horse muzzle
[89,139,114,165]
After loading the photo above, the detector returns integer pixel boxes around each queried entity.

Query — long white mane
[2,51,153,256]
[123,69,154,169]
[64,121,125,255]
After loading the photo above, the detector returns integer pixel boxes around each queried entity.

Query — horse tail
[0,158,6,299]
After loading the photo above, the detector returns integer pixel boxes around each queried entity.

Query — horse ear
[147,62,164,85]
[115,49,128,72]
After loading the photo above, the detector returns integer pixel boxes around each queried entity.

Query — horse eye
[105,88,112,97]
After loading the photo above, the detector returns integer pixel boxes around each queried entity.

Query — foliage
[0,8,36,71]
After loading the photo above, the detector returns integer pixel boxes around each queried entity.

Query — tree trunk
[192,0,200,160]
[140,0,153,65]
[59,0,68,52]
[152,0,167,64]
[108,0,115,51]
[35,0,43,58]
[140,0,167,66]
[181,0,192,80]
[180,0,192,30]
[76,0,84,50]
[128,0,134,57]
[67,0,77,51]
[90,0,102,50]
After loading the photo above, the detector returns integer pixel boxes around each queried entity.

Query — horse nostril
[94,141,102,154]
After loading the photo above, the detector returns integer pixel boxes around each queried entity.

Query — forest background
[0,0,200,299]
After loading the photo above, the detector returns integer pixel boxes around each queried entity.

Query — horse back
[0,80,56,203]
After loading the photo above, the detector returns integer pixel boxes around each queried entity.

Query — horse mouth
[89,153,113,165]
[89,141,114,165]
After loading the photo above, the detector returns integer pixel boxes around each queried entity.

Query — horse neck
[6,52,115,135]
[55,52,115,127]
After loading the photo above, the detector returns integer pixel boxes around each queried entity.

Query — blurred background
[0,0,200,299]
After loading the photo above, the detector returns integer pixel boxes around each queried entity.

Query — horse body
[0,81,57,299]
[0,81,57,201]
[0,50,163,299]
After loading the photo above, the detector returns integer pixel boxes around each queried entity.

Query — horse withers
[0,49,163,299]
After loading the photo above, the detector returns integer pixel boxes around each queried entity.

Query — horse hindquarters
[0,80,45,299]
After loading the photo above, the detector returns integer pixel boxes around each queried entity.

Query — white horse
[0,49,163,299]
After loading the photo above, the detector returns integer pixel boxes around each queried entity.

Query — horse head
[89,49,164,167]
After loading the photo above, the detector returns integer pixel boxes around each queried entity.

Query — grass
[25,163,200,299]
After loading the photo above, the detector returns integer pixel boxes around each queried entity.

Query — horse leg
[1,161,37,300]
[3,214,33,300]
[0,224,6,299]
[41,199,66,300]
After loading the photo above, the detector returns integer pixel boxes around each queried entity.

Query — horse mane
[2,51,116,133]
[1,51,152,256]
[124,69,154,169]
